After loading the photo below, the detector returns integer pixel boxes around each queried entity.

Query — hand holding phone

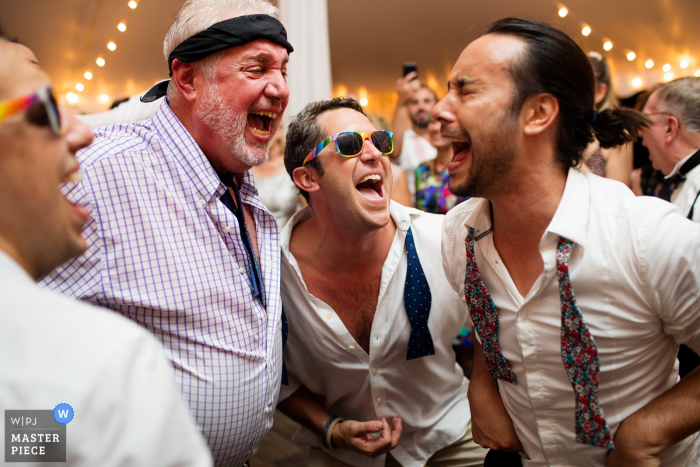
[402,62,418,79]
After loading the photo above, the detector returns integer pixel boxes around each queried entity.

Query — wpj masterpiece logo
[4,404,73,462]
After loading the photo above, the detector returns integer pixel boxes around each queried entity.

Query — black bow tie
[670,148,700,184]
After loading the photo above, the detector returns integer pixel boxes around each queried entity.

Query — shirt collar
[462,168,589,250]
[543,168,589,249]
[151,100,224,201]
[280,201,415,256]
[665,148,700,179]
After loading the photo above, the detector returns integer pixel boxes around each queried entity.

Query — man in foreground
[276,97,487,467]
[41,0,292,464]
[437,17,700,466]
[0,38,211,467]
[642,77,700,222]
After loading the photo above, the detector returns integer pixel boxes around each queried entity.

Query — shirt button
[199,198,206,206]
[377,397,383,404]
[348,345,355,351]
[264,407,270,414]
[239,267,246,274]
[325,313,332,320]
[372,368,378,375]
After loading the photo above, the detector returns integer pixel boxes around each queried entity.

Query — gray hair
[655,77,700,134]
[163,0,279,100]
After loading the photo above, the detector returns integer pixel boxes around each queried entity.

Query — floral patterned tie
[557,238,613,448]
[464,228,613,449]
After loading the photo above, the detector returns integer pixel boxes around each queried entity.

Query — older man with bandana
[41,1,291,465]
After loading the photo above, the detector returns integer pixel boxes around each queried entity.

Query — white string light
[553,3,696,87]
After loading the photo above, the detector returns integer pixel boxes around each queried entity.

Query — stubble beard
[411,111,431,130]
[198,84,272,168]
[449,114,520,199]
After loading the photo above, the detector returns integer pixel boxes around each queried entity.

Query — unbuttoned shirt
[40,100,282,467]
[667,149,700,222]
[441,169,700,466]
[279,202,471,467]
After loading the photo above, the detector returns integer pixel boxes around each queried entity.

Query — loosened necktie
[404,227,435,360]
[556,238,613,448]
[464,228,613,449]
[218,174,267,307]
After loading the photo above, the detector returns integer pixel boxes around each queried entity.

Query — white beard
[197,84,271,167]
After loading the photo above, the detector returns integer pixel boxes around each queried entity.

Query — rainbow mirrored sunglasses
[0,85,61,135]
[302,130,394,166]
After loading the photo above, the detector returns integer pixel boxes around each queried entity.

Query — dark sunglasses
[303,130,394,166]
[0,85,62,135]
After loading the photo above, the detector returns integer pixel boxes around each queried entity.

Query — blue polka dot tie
[404,227,435,360]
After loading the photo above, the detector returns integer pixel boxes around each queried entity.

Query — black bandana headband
[142,14,293,102]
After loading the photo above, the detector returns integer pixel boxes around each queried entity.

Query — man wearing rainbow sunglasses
[0,38,211,465]
[276,97,488,467]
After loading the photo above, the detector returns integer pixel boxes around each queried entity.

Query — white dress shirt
[279,202,471,467]
[667,149,700,222]
[442,169,700,466]
[0,252,212,466]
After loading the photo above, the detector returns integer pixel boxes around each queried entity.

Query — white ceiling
[3,0,700,112]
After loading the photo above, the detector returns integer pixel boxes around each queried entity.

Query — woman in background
[583,51,635,185]
[252,129,304,229]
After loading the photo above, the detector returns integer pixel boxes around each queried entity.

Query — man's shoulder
[587,173,685,225]
[2,282,159,362]
[77,119,161,168]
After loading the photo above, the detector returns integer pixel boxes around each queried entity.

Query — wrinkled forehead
[454,34,526,85]
[0,42,50,102]
[317,108,374,139]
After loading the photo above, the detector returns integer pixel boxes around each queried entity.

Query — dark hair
[587,52,618,110]
[484,18,650,167]
[284,97,366,201]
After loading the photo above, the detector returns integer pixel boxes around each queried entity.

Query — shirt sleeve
[38,169,104,303]
[73,330,213,466]
[642,209,700,354]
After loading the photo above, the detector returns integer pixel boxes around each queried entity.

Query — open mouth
[247,111,278,136]
[447,141,472,174]
[452,142,471,162]
[355,174,385,201]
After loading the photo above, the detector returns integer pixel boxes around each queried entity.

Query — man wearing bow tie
[276,97,487,467]
[642,77,700,223]
[436,17,700,467]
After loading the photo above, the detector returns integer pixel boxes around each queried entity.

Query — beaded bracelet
[322,415,345,449]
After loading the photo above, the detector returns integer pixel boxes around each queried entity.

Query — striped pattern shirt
[40,101,283,467]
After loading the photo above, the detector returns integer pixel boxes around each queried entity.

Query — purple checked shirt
[40,101,283,467]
